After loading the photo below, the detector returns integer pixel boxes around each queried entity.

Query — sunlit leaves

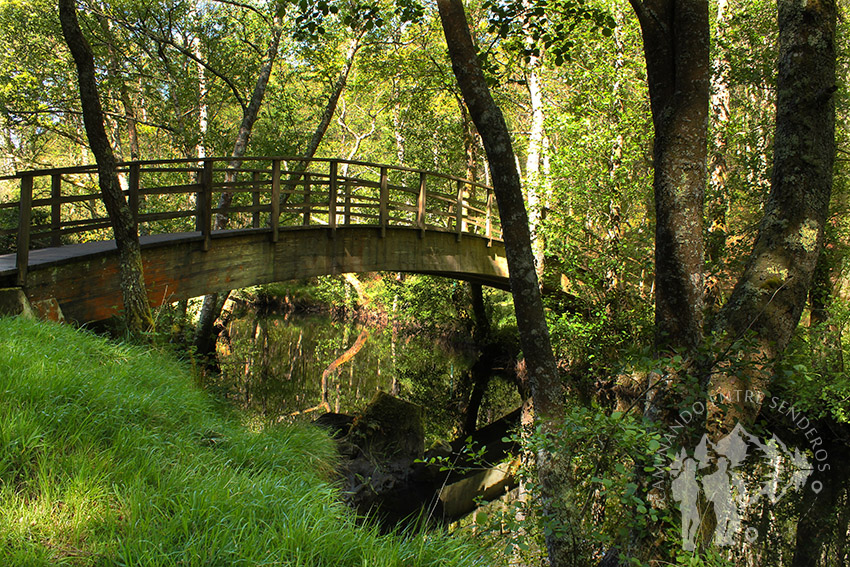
[483,0,615,65]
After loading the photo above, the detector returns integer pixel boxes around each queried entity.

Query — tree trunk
[629,0,709,354]
[708,0,836,426]
[525,55,547,285]
[59,0,153,335]
[436,1,565,564]
[298,33,363,168]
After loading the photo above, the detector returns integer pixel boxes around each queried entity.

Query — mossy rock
[348,392,424,461]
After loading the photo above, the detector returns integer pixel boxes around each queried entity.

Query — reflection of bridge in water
[0,157,508,323]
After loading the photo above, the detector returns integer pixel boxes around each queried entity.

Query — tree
[628,0,709,355]
[436,0,568,564]
[58,0,154,335]
[708,0,836,429]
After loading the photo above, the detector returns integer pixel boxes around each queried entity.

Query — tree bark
[436,1,565,564]
[708,0,836,426]
[59,0,153,335]
[629,0,709,354]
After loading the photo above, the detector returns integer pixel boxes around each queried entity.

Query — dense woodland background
[1,0,849,565]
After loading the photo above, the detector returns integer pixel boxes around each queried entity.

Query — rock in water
[347,391,424,461]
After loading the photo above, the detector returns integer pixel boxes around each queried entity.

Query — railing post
[50,174,61,247]
[252,171,261,229]
[303,174,311,226]
[197,159,213,251]
[417,172,426,239]
[455,179,463,242]
[344,179,352,225]
[129,163,140,232]
[379,166,388,238]
[16,175,33,287]
[271,159,280,243]
[328,160,338,237]
[486,189,494,247]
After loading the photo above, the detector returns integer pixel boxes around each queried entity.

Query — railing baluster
[328,160,338,237]
[303,174,311,226]
[455,179,463,242]
[379,166,388,238]
[197,159,213,251]
[271,159,280,243]
[129,163,140,231]
[344,179,352,225]
[16,175,33,287]
[417,172,426,239]
[51,174,61,247]
[486,189,494,247]
[252,171,261,229]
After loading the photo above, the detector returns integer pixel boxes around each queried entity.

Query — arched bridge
[0,157,508,323]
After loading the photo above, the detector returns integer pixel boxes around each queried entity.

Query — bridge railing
[0,157,501,285]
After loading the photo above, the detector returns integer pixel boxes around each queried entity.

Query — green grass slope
[0,317,488,566]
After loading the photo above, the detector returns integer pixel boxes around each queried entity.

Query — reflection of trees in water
[217,311,522,441]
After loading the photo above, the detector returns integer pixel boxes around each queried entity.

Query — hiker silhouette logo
[669,423,815,550]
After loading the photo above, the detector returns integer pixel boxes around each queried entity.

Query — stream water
[214,308,521,441]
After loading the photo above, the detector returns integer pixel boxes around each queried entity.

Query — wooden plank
[271,160,280,242]
[50,174,61,246]
[138,210,196,223]
[16,175,33,286]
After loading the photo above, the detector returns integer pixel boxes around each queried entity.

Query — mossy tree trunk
[707,0,836,427]
[59,0,153,336]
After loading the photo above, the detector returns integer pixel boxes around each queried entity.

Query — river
[213,307,521,442]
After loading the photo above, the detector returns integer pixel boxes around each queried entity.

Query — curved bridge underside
[0,227,509,323]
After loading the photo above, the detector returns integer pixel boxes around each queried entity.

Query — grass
[0,317,490,566]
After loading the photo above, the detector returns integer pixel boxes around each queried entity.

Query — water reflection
[215,309,514,440]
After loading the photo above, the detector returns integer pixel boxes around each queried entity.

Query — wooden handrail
[1,156,502,284]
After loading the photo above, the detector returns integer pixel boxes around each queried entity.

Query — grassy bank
[0,317,488,566]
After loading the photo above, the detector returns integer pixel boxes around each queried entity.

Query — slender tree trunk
[59,0,153,335]
[391,79,406,166]
[707,0,836,427]
[436,1,565,564]
[298,33,363,168]
[526,55,547,284]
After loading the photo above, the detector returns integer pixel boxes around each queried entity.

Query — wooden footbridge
[0,157,508,323]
